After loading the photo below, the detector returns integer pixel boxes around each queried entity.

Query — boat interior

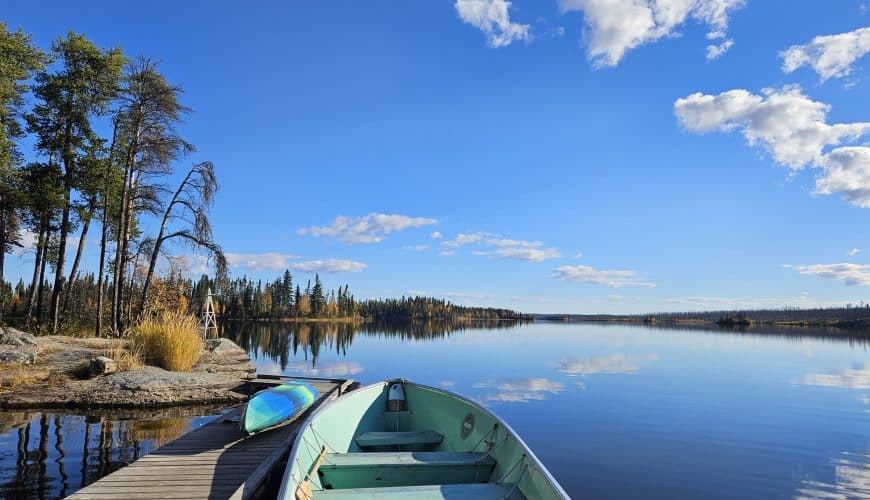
[282,381,564,499]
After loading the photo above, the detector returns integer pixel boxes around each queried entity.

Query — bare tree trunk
[96,118,118,337]
[35,224,51,322]
[26,224,46,321]
[50,188,70,332]
[96,209,108,337]
[0,202,6,325]
[140,168,195,311]
[111,163,131,335]
[50,119,75,333]
[63,196,96,314]
[112,126,139,336]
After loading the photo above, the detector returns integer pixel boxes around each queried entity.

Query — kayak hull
[241,381,318,434]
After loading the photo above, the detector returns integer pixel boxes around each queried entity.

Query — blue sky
[4,1,870,313]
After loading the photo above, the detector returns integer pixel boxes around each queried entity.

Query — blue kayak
[241,381,318,434]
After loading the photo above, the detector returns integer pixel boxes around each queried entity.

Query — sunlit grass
[0,365,50,391]
[101,343,144,372]
[130,312,203,372]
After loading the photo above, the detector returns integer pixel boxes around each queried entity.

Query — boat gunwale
[278,380,570,500]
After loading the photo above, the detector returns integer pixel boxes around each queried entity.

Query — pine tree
[311,274,324,317]
[0,23,47,323]
[27,31,125,332]
[294,285,302,318]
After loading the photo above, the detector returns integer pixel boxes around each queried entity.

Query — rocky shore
[0,327,256,409]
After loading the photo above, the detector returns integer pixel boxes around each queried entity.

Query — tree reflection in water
[0,408,222,499]
[220,319,526,370]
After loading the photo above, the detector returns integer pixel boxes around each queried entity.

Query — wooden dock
[68,375,354,500]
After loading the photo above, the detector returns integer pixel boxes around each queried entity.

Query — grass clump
[130,312,204,372]
[0,366,50,391]
[102,343,144,372]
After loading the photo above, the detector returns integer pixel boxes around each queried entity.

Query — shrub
[130,312,204,372]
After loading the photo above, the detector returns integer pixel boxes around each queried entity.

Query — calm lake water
[1,321,868,499]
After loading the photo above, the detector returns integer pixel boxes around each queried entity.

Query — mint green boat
[278,380,568,499]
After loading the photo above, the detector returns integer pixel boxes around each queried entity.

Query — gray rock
[0,336,256,408]
[205,338,247,356]
[90,356,117,377]
[196,338,255,380]
[0,328,38,365]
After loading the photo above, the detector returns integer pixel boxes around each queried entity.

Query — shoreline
[0,331,256,410]
[219,316,530,323]
[535,316,870,337]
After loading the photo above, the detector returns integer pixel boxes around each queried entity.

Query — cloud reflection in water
[473,378,565,404]
[795,452,870,499]
[804,363,870,390]
[280,360,364,378]
[558,353,659,375]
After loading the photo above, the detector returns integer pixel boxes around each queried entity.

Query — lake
[1,321,868,499]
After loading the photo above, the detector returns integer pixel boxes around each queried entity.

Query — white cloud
[675,86,870,169]
[15,230,39,255]
[441,232,559,261]
[14,230,80,256]
[781,27,870,82]
[815,147,870,207]
[408,289,553,305]
[402,245,429,251]
[560,0,745,67]
[474,246,561,262]
[706,38,734,60]
[438,250,456,257]
[225,252,299,272]
[553,264,655,287]
[485,238,543,247]
[430,231,443,239]
[298,213,437,244]
[291,259,367,273]
[675,86,870,206]
[179,254,213,275]
[787,263,870,285]
[848,248,862,257]
[455,0,531,48]
[441,232,489,249]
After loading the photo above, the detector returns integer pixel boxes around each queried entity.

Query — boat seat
[312,483,525,499]
[318,452,496,489]
[355,430,443,448]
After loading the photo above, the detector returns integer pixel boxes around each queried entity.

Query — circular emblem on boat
[460,413,475,439]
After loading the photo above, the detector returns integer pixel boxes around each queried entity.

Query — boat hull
[278,381,568,499]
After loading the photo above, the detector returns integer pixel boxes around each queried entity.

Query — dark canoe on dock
[68,375,355,500]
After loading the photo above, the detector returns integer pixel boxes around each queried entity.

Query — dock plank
[68,376,353,500]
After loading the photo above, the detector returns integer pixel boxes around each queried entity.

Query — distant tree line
[538,303,870,328]
[0,25,223,335]
[193,271,530,322]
